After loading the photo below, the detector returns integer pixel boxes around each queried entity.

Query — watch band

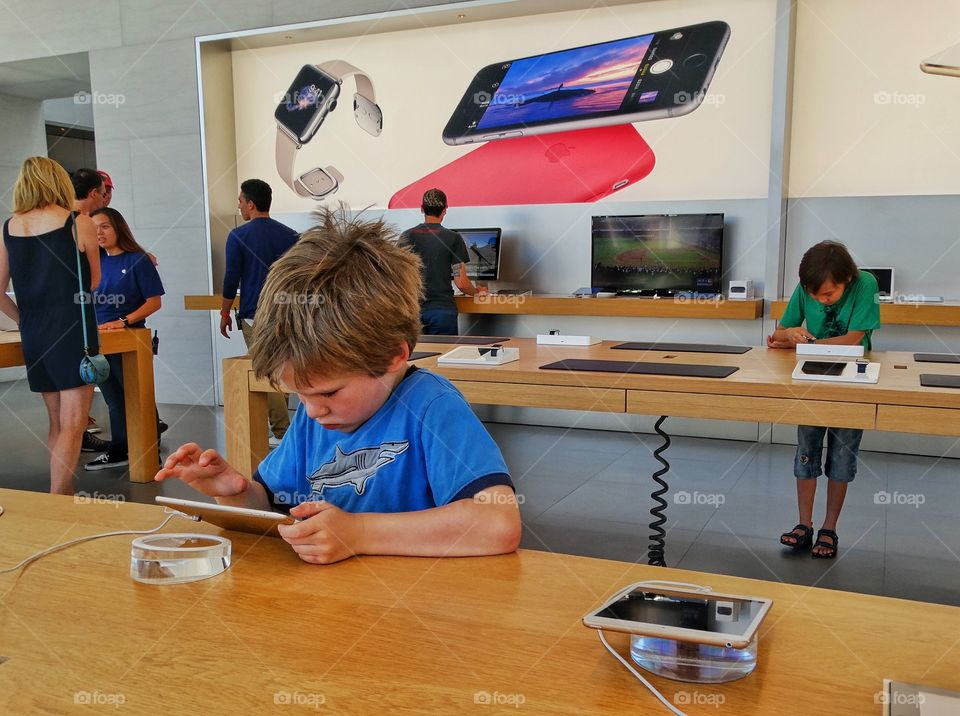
[275,60,382,200]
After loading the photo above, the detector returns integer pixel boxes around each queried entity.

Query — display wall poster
[232,0,776,212]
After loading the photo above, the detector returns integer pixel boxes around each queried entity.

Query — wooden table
[223,338,960,480]
[0,488,957,714]
[0,329,158,483]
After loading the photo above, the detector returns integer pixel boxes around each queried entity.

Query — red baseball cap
[97,170,114,190]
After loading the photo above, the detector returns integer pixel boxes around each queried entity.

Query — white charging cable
[0,507,198,575]
[592,580,714,716]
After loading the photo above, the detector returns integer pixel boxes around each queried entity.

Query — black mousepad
[612,342,751,355]
[540,359,739,379]
[920,374,960,388]
[409,352,440,361]
[417,335,510,345]
[914,353,960,364]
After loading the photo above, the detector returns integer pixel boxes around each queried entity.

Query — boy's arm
[280,485,522,564]
[812,331,866,346]
[769,285,813,346]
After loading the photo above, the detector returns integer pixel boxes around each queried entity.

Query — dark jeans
[100,353,161,460]
[794,425,864,483]
[420,308,459,336]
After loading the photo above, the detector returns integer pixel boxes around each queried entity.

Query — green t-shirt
[779,271,881,349]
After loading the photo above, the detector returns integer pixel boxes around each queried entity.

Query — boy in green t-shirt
[767,240,881,558]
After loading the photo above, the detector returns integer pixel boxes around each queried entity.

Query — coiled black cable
[648,415,671,566]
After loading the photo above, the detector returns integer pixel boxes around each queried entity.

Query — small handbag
[73,215,110,385]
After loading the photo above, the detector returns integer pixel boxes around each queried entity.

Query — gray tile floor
[1,379,958,606]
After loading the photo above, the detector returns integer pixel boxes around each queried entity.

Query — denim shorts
[794,425,864,483]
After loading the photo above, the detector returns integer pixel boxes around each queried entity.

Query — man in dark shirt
[221,179,299,441]
[399,188,484,335]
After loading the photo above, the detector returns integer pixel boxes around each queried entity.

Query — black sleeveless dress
[3,213,99,392]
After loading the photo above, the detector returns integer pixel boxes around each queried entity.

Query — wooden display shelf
[187,293,763,320]
[456,294,763,319]
[184,294,224,310]
[770,299,960,326]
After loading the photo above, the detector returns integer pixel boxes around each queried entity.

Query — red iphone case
[389,124,655,208]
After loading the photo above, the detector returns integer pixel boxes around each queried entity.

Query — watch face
[275,65,339,142]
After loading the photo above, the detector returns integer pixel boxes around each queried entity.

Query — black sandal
[811,528,838,559]
[780,524,813,549]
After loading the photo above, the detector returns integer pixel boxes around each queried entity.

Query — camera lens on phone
[684,53,707,69]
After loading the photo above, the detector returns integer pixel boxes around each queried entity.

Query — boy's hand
[783,327,815,345]
[766,334,793,349]
[154,442,249,497]
[279,501,364,565]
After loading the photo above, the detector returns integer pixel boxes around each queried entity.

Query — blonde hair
[13,156,76,213]
[251,207,423,388]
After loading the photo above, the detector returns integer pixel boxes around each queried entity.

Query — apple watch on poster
[274,61,383,199]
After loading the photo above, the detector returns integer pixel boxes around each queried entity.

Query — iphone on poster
[388,124,655,209]
[442,20,730,146]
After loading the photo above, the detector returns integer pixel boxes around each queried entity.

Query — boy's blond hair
[251,208,423,388]
[13,156,76,214]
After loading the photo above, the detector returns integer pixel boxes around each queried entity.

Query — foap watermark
[873,90,925,108]
[73,690,126,708]
[874,491,925,508]
[472,293,528,307]
[76,291,126,307]
[673,293,725,306]
[75,492,126,507]
[875,690,925,707]
[273,691,326,709]
[273,291,325,306]
[674,90,726,107]
[474,491,525,506]
[474,691,526,708]
[675,691,725,708]
[74,90,126,107]
[674,490,725,507]
[472,91,526,107]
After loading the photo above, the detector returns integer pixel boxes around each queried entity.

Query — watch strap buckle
[353,93,382,136]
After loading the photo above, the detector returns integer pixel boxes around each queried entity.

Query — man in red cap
[97,170,114,207]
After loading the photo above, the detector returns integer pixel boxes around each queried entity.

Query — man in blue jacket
[220,179,299,443]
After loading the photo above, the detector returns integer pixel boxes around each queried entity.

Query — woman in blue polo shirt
[86,208,165,470]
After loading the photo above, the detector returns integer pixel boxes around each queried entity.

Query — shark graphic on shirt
[306,441,409,497]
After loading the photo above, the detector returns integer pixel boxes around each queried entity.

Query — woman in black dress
[0,157,101,494]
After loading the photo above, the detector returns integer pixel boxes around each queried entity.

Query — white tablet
[156,496,295,537]
[582,582,773,649]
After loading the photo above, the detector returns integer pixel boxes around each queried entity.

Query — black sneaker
[158,420,168,435]
[84,454,129,471]
[81,432,109,453]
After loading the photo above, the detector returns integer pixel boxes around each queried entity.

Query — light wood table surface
[0,488,957,715]
[0,328,158,483]
[223,338,960,480]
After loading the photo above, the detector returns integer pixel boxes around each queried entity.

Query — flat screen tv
[591,213,724,295]
[454,228,502,281]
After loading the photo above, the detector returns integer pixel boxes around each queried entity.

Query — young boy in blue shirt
[156,209,521,564]
[767,240,880,559]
